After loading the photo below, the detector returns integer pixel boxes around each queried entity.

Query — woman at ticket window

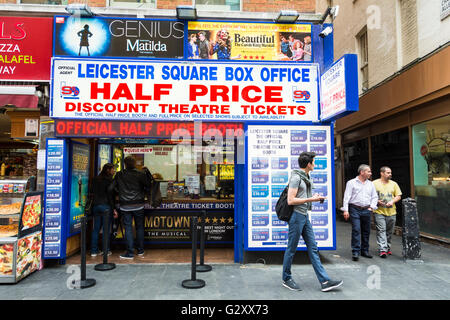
[90,163,116,257]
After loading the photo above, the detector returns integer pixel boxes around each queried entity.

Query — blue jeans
[349,206,372,255]
[282,212,330,284]
[122,208,145,255]
[90,204,112,254]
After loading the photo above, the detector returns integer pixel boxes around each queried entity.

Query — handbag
[84,196,94,216]
[150,180,162,208]
[143,167,162,208]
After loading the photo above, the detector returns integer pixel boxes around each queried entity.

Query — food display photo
[0,243,14,275]
[21,195,42,231]
[16,232,42,281]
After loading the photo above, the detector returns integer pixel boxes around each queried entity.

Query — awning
[0,86,39,109]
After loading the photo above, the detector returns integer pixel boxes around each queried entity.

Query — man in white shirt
[342,164,378,261]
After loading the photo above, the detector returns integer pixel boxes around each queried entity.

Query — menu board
[20,194,42,231]
[43,139,65,258]
[246,125,334,250]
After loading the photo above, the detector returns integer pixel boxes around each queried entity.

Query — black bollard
[95,209,116,271]
[196,210,212,273]
[74,215,96,289]
[182,216,205,289]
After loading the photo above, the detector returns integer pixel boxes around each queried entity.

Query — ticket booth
[42,15,358,264]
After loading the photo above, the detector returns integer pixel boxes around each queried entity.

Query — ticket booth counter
[103,138,237,248]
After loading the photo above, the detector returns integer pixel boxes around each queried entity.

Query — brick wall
[67,0,106,7]
[244,0,315,13]
[157,0,191,10]
[400,0,418,66]
[72,0,315,11]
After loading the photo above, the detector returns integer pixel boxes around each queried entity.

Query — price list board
[246,125,335,250]
[43,139,66,258]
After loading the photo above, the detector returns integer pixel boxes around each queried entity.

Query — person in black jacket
[108,156,152,259]
[90,163,116,257]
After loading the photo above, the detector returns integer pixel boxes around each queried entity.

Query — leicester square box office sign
[50,58,320,122]
[0,17,53,80]
[53,16,184,59]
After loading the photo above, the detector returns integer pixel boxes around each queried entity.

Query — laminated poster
[247,125,334,250]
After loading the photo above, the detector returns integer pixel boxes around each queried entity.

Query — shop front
[42,15,356,264]
[335,46,450,242]
[54,120,241,252]
[0,16,52,282]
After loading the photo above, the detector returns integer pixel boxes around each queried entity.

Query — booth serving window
[110,140,235,200]
[412,115,450,239]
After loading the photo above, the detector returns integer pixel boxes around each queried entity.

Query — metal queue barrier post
[196,210,212,273]
[95,209,116,271]
[74,215,96,289]
[182,215,205,289]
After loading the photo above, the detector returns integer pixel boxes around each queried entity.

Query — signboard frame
[43,138,69,260]
[67,141,90,237]
[319,54,359,122]
[50,57,322,123]
[243,122,336,251]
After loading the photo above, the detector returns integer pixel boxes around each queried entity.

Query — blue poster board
[244,123,336,251]
[43,139,68,259]
[68,142,90,236]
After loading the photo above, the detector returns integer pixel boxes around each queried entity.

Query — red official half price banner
[0,17,53,81]
[51,58,320,122]
[55,119,244,138]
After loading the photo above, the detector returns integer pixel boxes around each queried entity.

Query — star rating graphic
[198,216,233,224]
[242,55,264,60]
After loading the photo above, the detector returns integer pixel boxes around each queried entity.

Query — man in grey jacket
[282,151,343,292]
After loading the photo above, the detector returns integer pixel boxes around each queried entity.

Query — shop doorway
[371,127,411,226]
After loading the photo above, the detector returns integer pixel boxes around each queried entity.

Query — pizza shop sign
[51,58,320,122]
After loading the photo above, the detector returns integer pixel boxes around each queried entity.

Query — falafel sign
[51,58,320,122]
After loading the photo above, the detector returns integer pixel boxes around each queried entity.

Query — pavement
[0,220,449,301]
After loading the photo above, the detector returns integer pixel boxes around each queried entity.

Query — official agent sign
[51,58,320,122]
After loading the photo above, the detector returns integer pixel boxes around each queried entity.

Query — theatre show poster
[69,143,90,235]
[246,125,334,250]
[53,16,184,59]
[187,21,312,61]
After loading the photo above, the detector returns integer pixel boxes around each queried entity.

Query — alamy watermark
[66,265,81,290]
[366,265,381,290]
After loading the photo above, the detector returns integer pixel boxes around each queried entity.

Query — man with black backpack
[282,151,343,292]
[108,156,152,260]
